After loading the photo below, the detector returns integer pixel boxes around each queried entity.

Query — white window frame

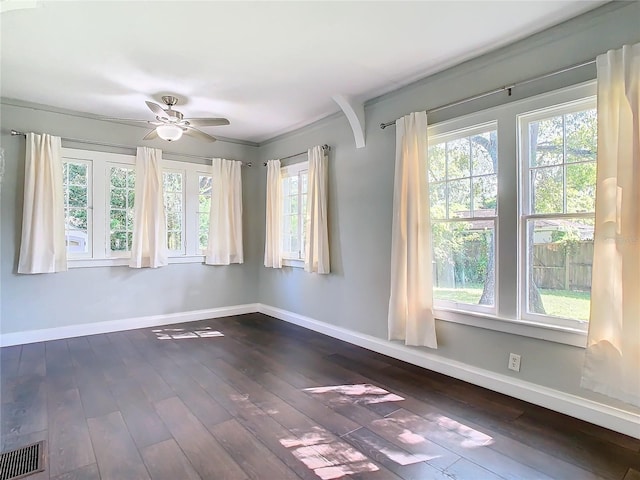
[105,160,136,258]
[196,172,213,255]
[63,149,213,268]
[518,97,597,331]
[61,156,93,260]
[162,166,187,256]
[427,81,596,347]
[280,161,308,268]
[428,121,498,316]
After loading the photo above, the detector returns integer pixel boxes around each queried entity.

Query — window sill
[68,255,206,268]
[433,307,587,348]
[282,258,304,269]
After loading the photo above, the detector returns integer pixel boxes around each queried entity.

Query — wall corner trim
[257,303,640,440]
[332,94,366,148]
[0,303,260,347]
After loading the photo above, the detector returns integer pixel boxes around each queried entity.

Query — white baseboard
[0,303,259,347]
[257,303,640,440]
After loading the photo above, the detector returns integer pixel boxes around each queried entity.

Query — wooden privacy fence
[533,241,593,291]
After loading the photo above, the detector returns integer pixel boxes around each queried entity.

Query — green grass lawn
[434,286,590,321]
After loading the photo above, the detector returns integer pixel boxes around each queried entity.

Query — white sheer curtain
[264,159,282,268]
[304,146,330,274]
[206,158,243,265]
[388,112,437,349]
[581,43,640,407]
[18,133,67,274]
[129,147,168,268]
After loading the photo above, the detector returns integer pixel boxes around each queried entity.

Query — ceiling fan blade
[184,127,217,143]
[184,118,230,127]
[145,101,166,117]
[101,117,157,125]
[143,129,158,140]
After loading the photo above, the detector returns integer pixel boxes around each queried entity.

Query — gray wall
[0,102,262,334]
[257,2,640,415]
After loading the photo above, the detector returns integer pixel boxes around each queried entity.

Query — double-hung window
[519,98,597,327]
[280,162,308,265]
[428,124,498,313]
[60,149,213,266]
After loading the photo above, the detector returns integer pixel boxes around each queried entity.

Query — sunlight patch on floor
[280,426,379,479]
[303,384,404,406]
[386,410,494,448]
[151,326,224,340]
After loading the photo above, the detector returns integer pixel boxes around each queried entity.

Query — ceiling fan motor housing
[162,95,179,107]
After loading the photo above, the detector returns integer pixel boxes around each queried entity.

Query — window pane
[526,218,593,321]
[448,179,471,218]
[472,175,497,216]
[531,166,562,214]
[68,185,86,207]
[111,188,126,208]
[167,232,182,251]
[111,167,126,187]
[199,213,209,251]
[566,163,596,213]
[126,169,136,188]
[68,163,87,185]
[566,110,597,163]
[167,212,181,231]
[67,208,87,230]
[110,231,128,251]
[289,195,298,215]
[447,138,470,179]
[530,116,563,167]
[110,210,126,230]
[471,131,497,175]
[428,143,446,182]
[301,172,308,194]
[429,183,446,219]
[432,220,495,307]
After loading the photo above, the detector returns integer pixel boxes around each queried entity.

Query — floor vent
[0,441,45,480]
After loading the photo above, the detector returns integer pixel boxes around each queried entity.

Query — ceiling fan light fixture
[156,124,183,141]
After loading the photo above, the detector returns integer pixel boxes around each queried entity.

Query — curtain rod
[9,130,253,166]
[261,144,330,166]
[379,58,596,129]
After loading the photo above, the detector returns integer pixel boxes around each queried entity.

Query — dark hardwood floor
[1,313,639,480]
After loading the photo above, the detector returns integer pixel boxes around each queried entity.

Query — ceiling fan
[130,95,229,143]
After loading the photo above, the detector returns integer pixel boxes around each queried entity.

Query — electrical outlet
[508,353,521,372]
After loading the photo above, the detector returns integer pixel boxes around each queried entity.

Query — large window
[520,100,596,326]
[426,82,597,344]
[428,124,497,312]
[61,149,213,266]
[281,162,308,263]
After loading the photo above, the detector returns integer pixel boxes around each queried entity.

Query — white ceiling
[1,1,605,143]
